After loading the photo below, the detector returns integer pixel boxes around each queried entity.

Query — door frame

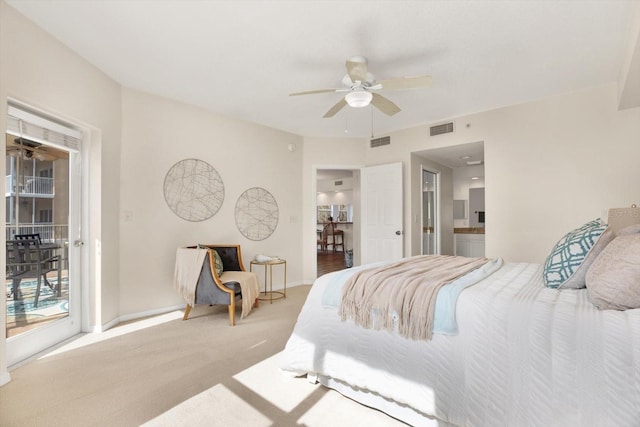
[4,100,93,367]
[312,165,362,279]
[421,167,441,255]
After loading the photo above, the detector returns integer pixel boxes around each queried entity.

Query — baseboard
[93,288,311,333]
[0,371,11,387]
[87,304,183,332]
[119,304,185,323]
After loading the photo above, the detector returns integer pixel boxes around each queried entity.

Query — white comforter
[280,262,640,427]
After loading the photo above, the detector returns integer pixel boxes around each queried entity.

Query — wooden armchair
[182,244,259,326]
[317,224,329,252]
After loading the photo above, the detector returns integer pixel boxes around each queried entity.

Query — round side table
[250,258,287,303]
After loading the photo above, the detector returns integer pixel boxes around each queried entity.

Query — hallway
[317,250,346,277]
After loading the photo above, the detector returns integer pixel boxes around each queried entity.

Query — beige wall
[119,88,303,315]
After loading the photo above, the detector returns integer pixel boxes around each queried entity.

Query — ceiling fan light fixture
[345,90,373,108]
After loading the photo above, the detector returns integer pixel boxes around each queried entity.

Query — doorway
[422,169,438,255]
[5,102,84,365]
[316,168,355,277]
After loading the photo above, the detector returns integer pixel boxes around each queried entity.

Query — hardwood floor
[317,249,348,277]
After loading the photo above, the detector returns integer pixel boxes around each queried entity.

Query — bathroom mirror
[453,200,467,219]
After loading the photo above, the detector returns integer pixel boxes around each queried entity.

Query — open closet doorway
[316,168,357,277]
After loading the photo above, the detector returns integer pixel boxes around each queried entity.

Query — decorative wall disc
[163,158,224,222]
[235,187,279,241]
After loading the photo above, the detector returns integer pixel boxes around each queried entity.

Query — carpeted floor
[0,285,406,427]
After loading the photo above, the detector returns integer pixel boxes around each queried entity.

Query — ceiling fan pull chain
[371,107,374,139]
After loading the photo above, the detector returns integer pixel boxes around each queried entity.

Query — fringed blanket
[220,270,260,319]
[174,247,208,307]
[339,255,489,341]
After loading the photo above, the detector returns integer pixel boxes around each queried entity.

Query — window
[317,204,353,222]
[39,209,52,223]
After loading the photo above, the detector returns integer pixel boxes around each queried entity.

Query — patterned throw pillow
[212,250,224,277]
[543,219,608,289]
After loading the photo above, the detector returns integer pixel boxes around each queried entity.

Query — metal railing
[5,175,54,196]
[5,224,68,244]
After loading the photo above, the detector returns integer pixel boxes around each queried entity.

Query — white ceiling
[6,1,638,139]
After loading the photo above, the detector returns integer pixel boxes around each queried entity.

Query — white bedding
[279,261,640,426]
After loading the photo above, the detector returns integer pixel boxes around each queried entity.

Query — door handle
[74,240,84,247]
[395,230,403,235]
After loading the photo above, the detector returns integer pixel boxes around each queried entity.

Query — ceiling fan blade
[290,88,339,96]
[323,98,348,118]
[377,75,433,91]
[371,93,401,116]
[346,57,368,83]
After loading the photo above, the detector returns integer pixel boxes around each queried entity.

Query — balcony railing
[5,224,68,244]
[5,175,54,197]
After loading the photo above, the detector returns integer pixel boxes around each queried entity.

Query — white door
[5,104,84,366]
[360,162,403,264]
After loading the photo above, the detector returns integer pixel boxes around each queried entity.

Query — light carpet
[0,285,406,426]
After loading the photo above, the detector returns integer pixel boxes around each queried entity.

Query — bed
[279,214,640,427]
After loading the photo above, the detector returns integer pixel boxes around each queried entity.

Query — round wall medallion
[235,187,279,241]
[163,158,224,222]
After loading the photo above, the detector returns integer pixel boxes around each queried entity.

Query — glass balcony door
[5,104,83,366]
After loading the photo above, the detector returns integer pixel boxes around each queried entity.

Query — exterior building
[5,141,68,243]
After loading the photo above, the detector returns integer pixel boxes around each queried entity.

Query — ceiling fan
[6,137,59,161]
[290,55,432,118]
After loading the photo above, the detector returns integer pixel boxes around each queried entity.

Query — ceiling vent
[429,122,454,136]
[334,180,343,186]
[370,136,391,148]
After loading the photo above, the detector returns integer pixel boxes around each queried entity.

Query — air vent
[430,122,454,136]
[370,136,390,148]
[334,180,343,186]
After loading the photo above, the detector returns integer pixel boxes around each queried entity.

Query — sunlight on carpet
[142,383,272,427]
[233,353,318,412]
[140,351,407,427]
[39,310,185,359]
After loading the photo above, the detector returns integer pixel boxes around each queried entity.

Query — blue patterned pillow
[543,219,607,289]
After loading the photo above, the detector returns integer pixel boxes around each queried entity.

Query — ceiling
[6,1,638,138]
[416,141,484,169]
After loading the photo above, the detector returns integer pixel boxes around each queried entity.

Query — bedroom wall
[481,83,640,262]
[386,83,640,263]
[119,88,304,316]
[0,1,122,379]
